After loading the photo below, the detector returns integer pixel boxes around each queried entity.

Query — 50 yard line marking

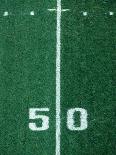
[48,1,69,154]
[56,0,61,155]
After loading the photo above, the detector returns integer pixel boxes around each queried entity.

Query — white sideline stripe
[56,0,61,155]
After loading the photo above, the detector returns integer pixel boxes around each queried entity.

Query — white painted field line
[56,0,61,155]
[62,9,70,12]
[48,8,70,12]
[48,8,56,11]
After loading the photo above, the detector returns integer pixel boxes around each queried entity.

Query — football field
[0,0,115,155]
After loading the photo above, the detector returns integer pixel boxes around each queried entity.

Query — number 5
[29,108,49,131]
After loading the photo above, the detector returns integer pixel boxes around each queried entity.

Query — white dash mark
[48,8,69,12]
[48,8,56,11]
[56,0,61,155]
[62,9,70,12]
[3,11,8,16]
[83,11,88,16]
[30,11,35,16]
[109,11,114,16]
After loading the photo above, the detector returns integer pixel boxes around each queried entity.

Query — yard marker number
[29,108,88,131]
[29,108,49,131]
[67,108,88,131]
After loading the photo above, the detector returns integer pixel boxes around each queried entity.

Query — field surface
[0,0,115,155]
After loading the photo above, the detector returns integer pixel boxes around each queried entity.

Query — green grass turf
[0,0,115,155]
[0,1,56,155]
[61,0,116,154]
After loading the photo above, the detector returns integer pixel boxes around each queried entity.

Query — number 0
[67,108,88,131]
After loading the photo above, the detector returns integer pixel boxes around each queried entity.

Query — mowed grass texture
[0,0,115,155]
[0,1,56,155]
[61,0,116,155]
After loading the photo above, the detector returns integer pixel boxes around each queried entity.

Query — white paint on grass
[67,108,88,131]
[62,9,70,12]
[48,8,70,12]
[30,11,35,16]
[56,0,61,155]
[29,108,49,131]
[3,11,8,16]
[109,11,114,16]
[83,11,88,16]
[48,8,56,11]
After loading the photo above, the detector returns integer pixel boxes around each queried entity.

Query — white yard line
[56,0,61,155]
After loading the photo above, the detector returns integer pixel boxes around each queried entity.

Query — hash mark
[83,11,88,16]
[109,11,114,16]
[48,8,70,12]
[30,11,35,16]
[3,11,8,16]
